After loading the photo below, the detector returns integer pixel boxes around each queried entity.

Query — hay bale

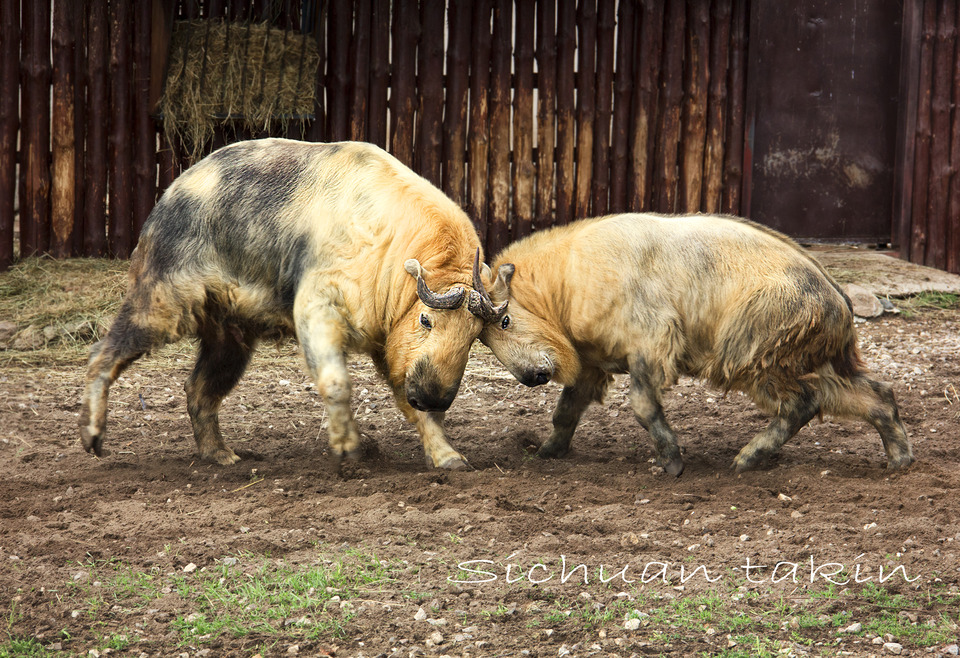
[159,20,319,162]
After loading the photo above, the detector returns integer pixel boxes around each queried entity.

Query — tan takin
[80,139,505,469]
[479,213,914,475]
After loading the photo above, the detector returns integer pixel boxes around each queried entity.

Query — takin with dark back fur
[80,138,505,469]
[479,213,915,475]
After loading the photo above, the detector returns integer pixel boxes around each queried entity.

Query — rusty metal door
[744,1,902,241]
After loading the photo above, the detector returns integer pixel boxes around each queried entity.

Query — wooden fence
[0,0,752,270]
[895,0,960,274]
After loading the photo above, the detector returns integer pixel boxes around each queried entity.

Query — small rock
[841,622,862,633]
[286,646,299,655]
[428,631,444,645]
[790,510,803,518]
[843,283,883,318]
[0,321,18,344]
[42,325,58,341]
[872,636,885,645]
[12,325,44,350]
[624,618,641,631]
[183,563,197,573]
[944,644,959,655]
[739,534,750,542]
[883,642,903,655]
[558,645,571,657]
[414,607,427,621]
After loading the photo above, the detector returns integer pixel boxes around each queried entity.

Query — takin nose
[405,360,460,412]
[520,368,552,387]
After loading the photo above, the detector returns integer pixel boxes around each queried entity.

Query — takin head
[388,251,509,412]
[478,261,582,388]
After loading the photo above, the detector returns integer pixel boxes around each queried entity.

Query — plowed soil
[2,296,959,656]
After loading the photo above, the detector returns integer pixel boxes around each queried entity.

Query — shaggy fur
[480,213,914,474]
[80,139,488,469]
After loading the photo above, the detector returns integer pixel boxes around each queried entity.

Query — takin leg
[822,375,914,470]
[295,303,361,468]
[627,357,684,476]
[372,350,467,470]
[538,368,612,459]
[184,323,258,465]
[732,389,820,472]
[79,301,173,457]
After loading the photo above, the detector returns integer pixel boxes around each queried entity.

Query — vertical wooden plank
[0,0,19,269]
[609,0,635,214]
[443,0,472,206]
[679,0,708,213]
[721,0,746,216]
[350,0,371,141]
[654,0,684,213]
[574,0,596,219]
[417,0,444,186]
[948,5,960,273]
[71,0,87,257]
[590,0,615,216]
[19,0,52,257]
[391,0,419,167]
[85,0,109,256]
[894,0,924,258]
[52,0,78,258]
[910,0,937,261]
[327,0,351,141]
[468,0,492,243]
[629,0,662,211]
[555,0,576,225]
[109,0,134,258]
[368,0,390,148]
[512,0,535,241]
[702,0,730,214]
[924,0,955,269]
[487,0,512,256]
[306,0,327,142]
[134,0,156,240]
[535,0,557,228]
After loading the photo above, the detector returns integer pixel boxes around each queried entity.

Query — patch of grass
[0,636,52,657]
[897,291,960,317]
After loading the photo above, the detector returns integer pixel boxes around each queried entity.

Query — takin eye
[419,313,433,330]
[500,315,510,330]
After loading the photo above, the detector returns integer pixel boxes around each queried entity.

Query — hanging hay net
[159,19,319,163]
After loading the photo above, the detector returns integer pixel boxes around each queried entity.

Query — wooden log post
[535,0,557,228]
[924,0,955,269]
[0,0,20,269]
[487,0,512,256]
[368,0,390,148]
[51,0,77,258]
[108,0,133,258]
[629,0,663,211]
[555,0,577,225]
[134,0,156,241]
[721,0,746,215]
[327,0,352,142]
[19,0,52,257]
[443,0,472,206]
[910,0,937,261]
[948,2,960,274]
[702,0,731,214]
[85,0,108,256]
[416,0,444,187]
[590,0,615,216]
[609,0,636,214]
[70,0,86,257]
[512,0,535,241]
[679,0,709,213]
[390,0,419,167]
[654,0,684,213]
[349,0,371,142]
[307,0,328,142]
[574,0,597,219]
[468,0,492,242]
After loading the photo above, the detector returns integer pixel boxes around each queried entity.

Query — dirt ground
[1,261,959,657]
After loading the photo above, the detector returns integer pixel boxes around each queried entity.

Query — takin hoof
[80,425,104,457]
[436,455,470,470]
[332,449,362,477]
[199,447,242,466]
[536,442,570,459]
[886,453,916,470]
[662,457,684,477]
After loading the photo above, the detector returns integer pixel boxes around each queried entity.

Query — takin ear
[404,258,424,279]
[490,264,515,302]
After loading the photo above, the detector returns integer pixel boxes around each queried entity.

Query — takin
[478,213,914,475]
[80,138,506,469]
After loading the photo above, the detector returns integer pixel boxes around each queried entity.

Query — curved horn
[467,249,510,323]
[404,259,466,309]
